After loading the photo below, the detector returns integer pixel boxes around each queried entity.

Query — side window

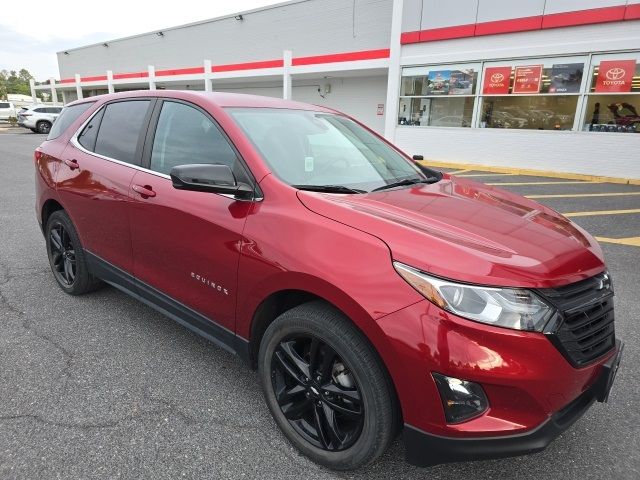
[94,100,150,165]
[77,108,105,151]
[34,108,45,113]
[47,102,95,140]
[150,101,243,178]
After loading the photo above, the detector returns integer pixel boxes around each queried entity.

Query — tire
[258,301,399,470]
[45,210,103,295]
[36,121,51,134]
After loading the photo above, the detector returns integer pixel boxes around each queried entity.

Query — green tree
[0,68,40,99]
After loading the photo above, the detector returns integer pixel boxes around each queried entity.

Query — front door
[128,100,254,333]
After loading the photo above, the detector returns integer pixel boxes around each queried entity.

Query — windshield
[227,108,438,192]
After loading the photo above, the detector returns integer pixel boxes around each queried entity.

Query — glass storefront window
[398,64,479,127]
[481,96,578,130]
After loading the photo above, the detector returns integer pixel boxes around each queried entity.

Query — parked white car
[0,101,16,121]
[17,105,63,134]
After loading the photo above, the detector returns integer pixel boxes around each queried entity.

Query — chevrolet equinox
[35,91,623,470]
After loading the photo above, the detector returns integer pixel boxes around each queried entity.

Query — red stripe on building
[291,48,390,66]
[401,4,635,44]
[60,78,75,84]
[156,66,205,76]
[542,5,626,29]
[400,31,420,44]
[80,75,108,82]
[475,15,542,36]
[213,59,283,72]
[418,24,475,42]
[113,71,149,80]
[624,3,640,20]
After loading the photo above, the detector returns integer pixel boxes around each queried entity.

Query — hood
[296,175,605,289]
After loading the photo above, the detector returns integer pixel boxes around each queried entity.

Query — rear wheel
[45,210,102,295]
[258,301,398,470]
[36,121,51,134]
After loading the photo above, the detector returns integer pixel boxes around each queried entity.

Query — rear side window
[47,102,95,140]
[94,100,151,165]
[150,101,241,177]
[77,108,105,151]
[0,103,9,108]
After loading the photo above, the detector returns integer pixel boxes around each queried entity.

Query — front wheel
[258,301,399,470]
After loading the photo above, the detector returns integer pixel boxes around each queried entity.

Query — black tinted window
[150,101,241,177]
[94,100,150,164]
[77,108,105,151]
[47,102,95,140]
[0,103,9,108]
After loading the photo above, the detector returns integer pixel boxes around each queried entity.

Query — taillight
[21,113,32,117]
[34,150,43,162]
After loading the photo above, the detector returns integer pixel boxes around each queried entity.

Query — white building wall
[212,75,388,133]
[395,21,640,179]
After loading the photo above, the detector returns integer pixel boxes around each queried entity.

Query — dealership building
[35,0,640,179]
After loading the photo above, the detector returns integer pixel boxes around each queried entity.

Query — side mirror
[412,155,424,160]
[170,164,254,200]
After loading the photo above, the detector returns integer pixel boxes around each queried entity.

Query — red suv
[35,91,622,470]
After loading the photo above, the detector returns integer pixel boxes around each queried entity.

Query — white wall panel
[58,0,392,78]
[476,0,545,22]
[401,0,423,32]
[394,127,640,179]
[420,0,478,29]
[544,0,624,15]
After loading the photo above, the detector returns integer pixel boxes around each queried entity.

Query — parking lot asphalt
[1,133,638,479]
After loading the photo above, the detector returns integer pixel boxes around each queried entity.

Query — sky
[1,0,282,81]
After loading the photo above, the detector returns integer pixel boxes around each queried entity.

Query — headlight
[393,262,554,331]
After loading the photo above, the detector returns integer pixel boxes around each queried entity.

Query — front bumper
[404,340,623,466]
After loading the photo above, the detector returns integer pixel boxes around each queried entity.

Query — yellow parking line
[456,173,516,178]
[450,169,473,174]
[526,192,640,199]
[487,181,598,186]
[595,237,640,247]
[564,209,640,218]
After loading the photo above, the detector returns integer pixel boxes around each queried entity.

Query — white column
[107,70,114,94]
[148,65,156,90]
[74,74,83,100]
[29,79,37,103]
[383,0,403,142]
[49,78,59,106]
[61,90,67,105]
[283,50,292,100]
[204,60,212,92]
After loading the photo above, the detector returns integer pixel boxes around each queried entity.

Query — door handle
[64,159,79,170]
[132,184,156,198]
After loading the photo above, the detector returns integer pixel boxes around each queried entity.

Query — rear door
[57,98,154,275]
[128,99,255,334]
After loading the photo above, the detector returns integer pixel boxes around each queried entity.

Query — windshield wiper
[371,176,439,192]
[292,184,367,194]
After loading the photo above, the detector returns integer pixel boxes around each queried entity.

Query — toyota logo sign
[491,73,505,83]
[605,68,626,81]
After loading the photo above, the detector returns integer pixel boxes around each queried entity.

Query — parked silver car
[17,105,63,133]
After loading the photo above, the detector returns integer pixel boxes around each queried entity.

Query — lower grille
[538,272,616,366]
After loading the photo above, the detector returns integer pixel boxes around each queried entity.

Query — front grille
[538,272,616,366]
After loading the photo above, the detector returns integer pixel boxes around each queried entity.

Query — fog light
[432,373,489,424]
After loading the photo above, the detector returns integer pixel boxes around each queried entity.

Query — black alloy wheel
[271,335,364,451]
[49,222,76,286]
[45,210,102,295]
